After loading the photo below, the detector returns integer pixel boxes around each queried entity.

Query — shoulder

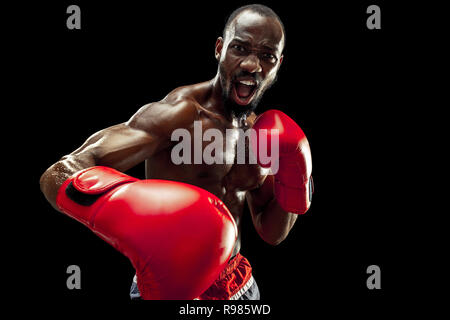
[127,86,202,136]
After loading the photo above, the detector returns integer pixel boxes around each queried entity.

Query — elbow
[265,237,285,246]
[255,219,290,246]
[265,239,282,246]
[259,231,288,246]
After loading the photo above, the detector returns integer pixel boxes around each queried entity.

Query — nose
[240,54,262,74]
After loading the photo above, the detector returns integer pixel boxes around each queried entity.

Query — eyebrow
[231,38,250,46]
[261,44,276,52]
[231,38,277,52]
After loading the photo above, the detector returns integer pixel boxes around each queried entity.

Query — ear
[279,54,284,66]
[215,37,224,61]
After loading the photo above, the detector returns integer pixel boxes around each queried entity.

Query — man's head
[215,4,285,117]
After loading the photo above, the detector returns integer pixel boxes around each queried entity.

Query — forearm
[40,152,96,211]
[40,121,160,210]
[254,197,298,246]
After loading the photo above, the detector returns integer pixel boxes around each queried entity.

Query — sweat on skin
[171,120,280,174]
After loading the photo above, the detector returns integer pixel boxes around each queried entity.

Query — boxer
[40,4,313,300]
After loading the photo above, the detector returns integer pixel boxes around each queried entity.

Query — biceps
[71,123,160,171]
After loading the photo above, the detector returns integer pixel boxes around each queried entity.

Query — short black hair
[223,4,286,44]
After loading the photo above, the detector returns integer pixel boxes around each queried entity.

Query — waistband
[198,253,253,300]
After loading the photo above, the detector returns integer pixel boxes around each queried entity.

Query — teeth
[239,80,255,86]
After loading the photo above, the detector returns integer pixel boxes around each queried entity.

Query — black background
[6,0,435,315]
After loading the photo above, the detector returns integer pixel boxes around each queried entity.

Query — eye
[262,53,277,63]
[231,44,246,53]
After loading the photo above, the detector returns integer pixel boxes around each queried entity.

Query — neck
[209,74,228,116]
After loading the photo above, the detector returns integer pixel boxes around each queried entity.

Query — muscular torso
[143,82,267,255]
[39,79,291,257]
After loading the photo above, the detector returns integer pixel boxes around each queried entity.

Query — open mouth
[232,79,257,106]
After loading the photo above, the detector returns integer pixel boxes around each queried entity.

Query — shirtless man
[40,4,313,300]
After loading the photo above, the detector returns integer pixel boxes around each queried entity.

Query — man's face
[216,11,284,115]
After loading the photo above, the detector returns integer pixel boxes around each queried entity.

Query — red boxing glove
[251,110,313,214]
[56,166,237,300]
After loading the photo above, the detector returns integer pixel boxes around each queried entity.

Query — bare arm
[40,99,198,210]
[246,174,298,246]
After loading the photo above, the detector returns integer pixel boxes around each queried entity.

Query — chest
[169,117,265,191]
